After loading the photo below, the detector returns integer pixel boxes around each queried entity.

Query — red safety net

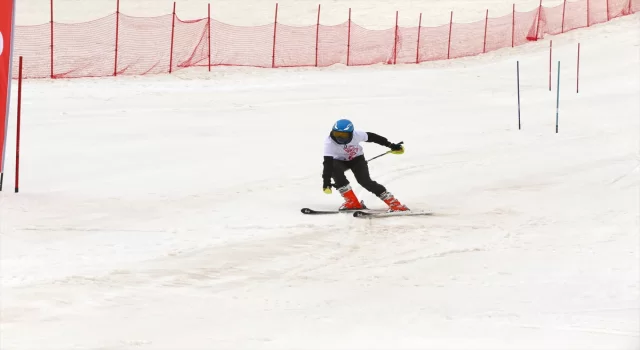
[11,0,638,79]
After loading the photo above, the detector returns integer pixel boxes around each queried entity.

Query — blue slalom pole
[556,61,560,133]
[517,61,521,130]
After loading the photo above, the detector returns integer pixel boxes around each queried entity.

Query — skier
[322,118,409,212]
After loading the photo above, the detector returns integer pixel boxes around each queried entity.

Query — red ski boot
[379,191,409,212]
[337,185,364,211]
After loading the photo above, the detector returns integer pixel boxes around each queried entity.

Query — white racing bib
[324,129,368,161]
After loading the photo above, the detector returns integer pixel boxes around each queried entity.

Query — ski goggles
[331,131,352,139]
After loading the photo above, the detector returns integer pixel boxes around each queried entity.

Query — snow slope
[1,6,639,350]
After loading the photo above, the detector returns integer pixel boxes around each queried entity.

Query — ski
[300,208,343,215]
[300,207,388,215]
[352,210,433,218]
[302,200,376,215]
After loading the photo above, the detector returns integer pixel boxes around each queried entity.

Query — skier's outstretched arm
[366,132,404,152]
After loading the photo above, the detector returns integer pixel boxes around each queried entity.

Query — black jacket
[322,132,393,188]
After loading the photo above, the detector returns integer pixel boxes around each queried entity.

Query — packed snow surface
[1,0,638,349]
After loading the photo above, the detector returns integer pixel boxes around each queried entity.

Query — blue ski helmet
[331,119,354,144]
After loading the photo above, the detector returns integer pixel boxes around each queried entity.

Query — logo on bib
[343,145,358,160]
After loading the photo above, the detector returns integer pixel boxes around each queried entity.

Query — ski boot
[379,191,409,212]
[337,185,365,211]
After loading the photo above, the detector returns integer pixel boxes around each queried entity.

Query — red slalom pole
[15,56,23,193]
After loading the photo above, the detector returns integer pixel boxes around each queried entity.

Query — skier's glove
[389,142,404,154]
[323,180,332,194]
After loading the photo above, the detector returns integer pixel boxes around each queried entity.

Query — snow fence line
[10,0,639,79]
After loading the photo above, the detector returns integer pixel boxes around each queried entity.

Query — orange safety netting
[11,0,638,79]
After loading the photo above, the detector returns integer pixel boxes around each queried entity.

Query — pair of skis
[300,207,432,218]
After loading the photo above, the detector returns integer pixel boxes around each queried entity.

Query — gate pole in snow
[549,40,553,91]
[576,43,580,93]
[517,61,521,130]
[556,61,561,133]
[15,57,23,193]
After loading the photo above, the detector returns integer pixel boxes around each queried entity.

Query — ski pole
[366,141,403,163]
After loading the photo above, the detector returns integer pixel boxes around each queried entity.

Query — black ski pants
[332,155,387,197]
